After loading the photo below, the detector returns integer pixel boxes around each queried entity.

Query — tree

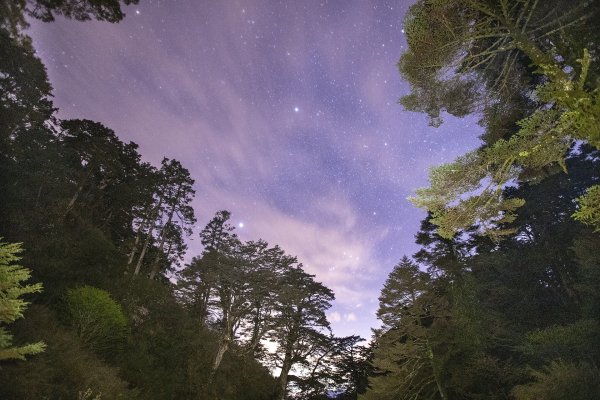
[0,27,53,145]
[0,304,136,399]
[365,256,450,400]
[237,242,296,357]
[435,148,600,398]
[125,164,160,268]
[399,0,600,238]
[1,0,138,37]
[59,119,138,209]
[59,119,149,239]
[132,158,195,279]
[470,148,599,330]
[286,331,337,399]
[148,159,195,279]
[25,0,139,23]
[0,240,45,361]
[400,0,600,128]
[279,334,370,400]
[268,265,335,400]
[376,256,430,332]
[178,211,250,380]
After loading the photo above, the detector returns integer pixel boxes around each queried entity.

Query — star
[238,222,245,228]
[135,10,140,15]
[294,107,299,113]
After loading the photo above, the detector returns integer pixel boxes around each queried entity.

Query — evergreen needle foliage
[0,240,45,361]
[401,0,600,239]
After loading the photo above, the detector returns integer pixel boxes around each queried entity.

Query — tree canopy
[401,0,600,239]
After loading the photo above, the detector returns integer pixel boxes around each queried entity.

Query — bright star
[135,10,140,15]
[238,222,244,228]
[294,107,299,113]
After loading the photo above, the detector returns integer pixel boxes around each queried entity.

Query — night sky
[28,0,481,339]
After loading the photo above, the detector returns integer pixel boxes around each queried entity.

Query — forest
[1,0,600,399]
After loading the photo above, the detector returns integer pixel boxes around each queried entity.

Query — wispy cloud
[29,0,482,340]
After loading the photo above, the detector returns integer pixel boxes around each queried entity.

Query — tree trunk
[149,189,181,280]
[64,180,85,217]
[35,181,44,207]
[245,305,264,356]
[273,350,294,400]
[195,286,211,325]
[133,199,162,276]
[64,170,93,217]
[127,224,143,266]
[426,338,447,400]
[148,224,167,280]
[133,225,153,276]
[208,335,230,383]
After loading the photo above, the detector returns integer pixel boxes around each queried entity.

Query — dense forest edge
[1,1,600,399]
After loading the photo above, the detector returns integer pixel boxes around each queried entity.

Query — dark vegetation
[362,1,600,399]
[1,1,600,399]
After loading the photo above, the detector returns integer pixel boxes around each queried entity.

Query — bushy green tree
[62,285,127,355]
[0,240,45,361]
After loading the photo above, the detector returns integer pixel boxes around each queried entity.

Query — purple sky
[28,0,481,339]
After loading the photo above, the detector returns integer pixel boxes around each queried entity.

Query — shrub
[63,286,127,355]
[0,305,137,399]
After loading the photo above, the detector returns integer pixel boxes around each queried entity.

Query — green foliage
[0,305,137,399]
[366,256,451,400]
[62,286,127,355]
[521,320,600,364]
[410,88,588,239]
[537,48,600,149]
[0,240,45,361]
[411,108,577,238]
[573,184,600,232]
[78,388,103,400]
[365,151,600,399]
[113,277,275,400]
[400,0,600,126]
[401,0,600,239]
[399,0,476,126]
[0,26,53,139]
[572,231,600,318]
[511,361,600,400]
